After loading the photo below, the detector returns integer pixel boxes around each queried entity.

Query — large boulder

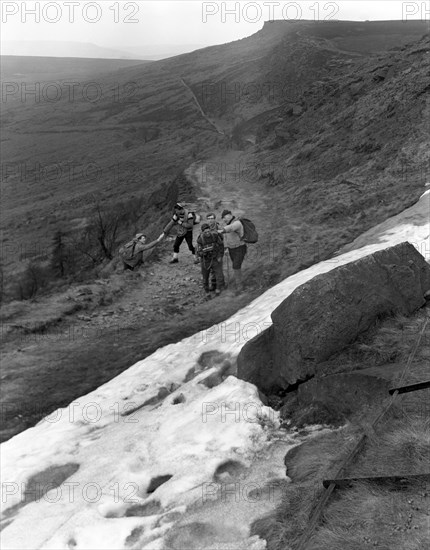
[279,369,393,428]
[237,242,430,394]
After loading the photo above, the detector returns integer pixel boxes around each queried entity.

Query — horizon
[1,1,429,59]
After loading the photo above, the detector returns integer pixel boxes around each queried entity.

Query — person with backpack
[120,233,164,271]
[206,212,222,290]
[218,209,248,293]
[162,203,199,264]
[197,223,225,297]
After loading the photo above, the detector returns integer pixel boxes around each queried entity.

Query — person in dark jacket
[162,203,199,264]
[121,233,164,271]
[197,223,225,297]
[218,209,246,293]
[206,212,222,289]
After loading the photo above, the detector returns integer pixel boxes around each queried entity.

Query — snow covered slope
[1,190,429,549]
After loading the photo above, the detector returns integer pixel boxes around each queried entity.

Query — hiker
[162,203,199,264]
[206,213,222,289]
[218,209,247,293]
[120,233,164,271]
[197,223,225,297]
[206,212,221,231]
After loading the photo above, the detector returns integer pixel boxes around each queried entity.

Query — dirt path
[188,150,302,276]
[1,150,277,442]
[3,137,321,443]
[179,77,225,135]
[2,146,305,443]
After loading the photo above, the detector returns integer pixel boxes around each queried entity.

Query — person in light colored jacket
[218,209,247,293]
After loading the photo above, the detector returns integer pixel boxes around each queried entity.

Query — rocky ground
[0,153,267,442]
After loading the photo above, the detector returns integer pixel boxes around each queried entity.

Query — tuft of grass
[316,310,429,375]
[285,428,359,483]
[354,417,430,477]
[307,480,430,550]
[251,482,324,550]
[355,319,415,365]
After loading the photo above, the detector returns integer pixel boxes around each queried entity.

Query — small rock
[77,315,91,321]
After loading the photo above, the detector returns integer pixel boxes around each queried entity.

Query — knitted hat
[201,223,210,231]
[221,209,232,218]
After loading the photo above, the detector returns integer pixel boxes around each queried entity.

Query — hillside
[0,20,429,441]
[1,188,429,549]
[1,21,428,285]
[0,56,150,81]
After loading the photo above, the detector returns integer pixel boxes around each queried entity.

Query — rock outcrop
[279,368,393,427]
[237,242,430,394]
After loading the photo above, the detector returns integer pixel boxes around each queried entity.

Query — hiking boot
[215,289,221,297]
[169,258,179,264]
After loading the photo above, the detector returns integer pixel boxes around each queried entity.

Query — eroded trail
[1,151,267,443]
[179,77,225,135]
[187,150,302,277]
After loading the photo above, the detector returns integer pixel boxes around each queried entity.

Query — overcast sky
[1,0,427,51]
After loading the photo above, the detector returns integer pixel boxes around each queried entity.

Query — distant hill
[2,40,208,61]
[121,44,206,61]
[0,55,150,82]
[2,40,140,60]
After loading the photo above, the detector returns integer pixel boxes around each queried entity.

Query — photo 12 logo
[402,2,430,20]
[1,1,140,24]
[202,1,340,23]
[1,81,139,104]
[2,480,141,506]
[0,160,141,184]
[202,480,286,503]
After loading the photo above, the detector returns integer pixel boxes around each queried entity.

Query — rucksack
[119,239,138,262]
[239,218,258,243]
[199,231,221,258]
[183,203,201,225]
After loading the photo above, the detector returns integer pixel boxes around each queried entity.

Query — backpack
[199,231,221,258]
[187,209,201,225]
[239,218,258,243]
[183,203,201,225]
[119,238,138,262]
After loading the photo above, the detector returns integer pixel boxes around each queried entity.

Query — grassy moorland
[0,21,429,442]
[1,21,428,291]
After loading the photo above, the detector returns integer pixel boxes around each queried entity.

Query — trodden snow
[1,190,429,550]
